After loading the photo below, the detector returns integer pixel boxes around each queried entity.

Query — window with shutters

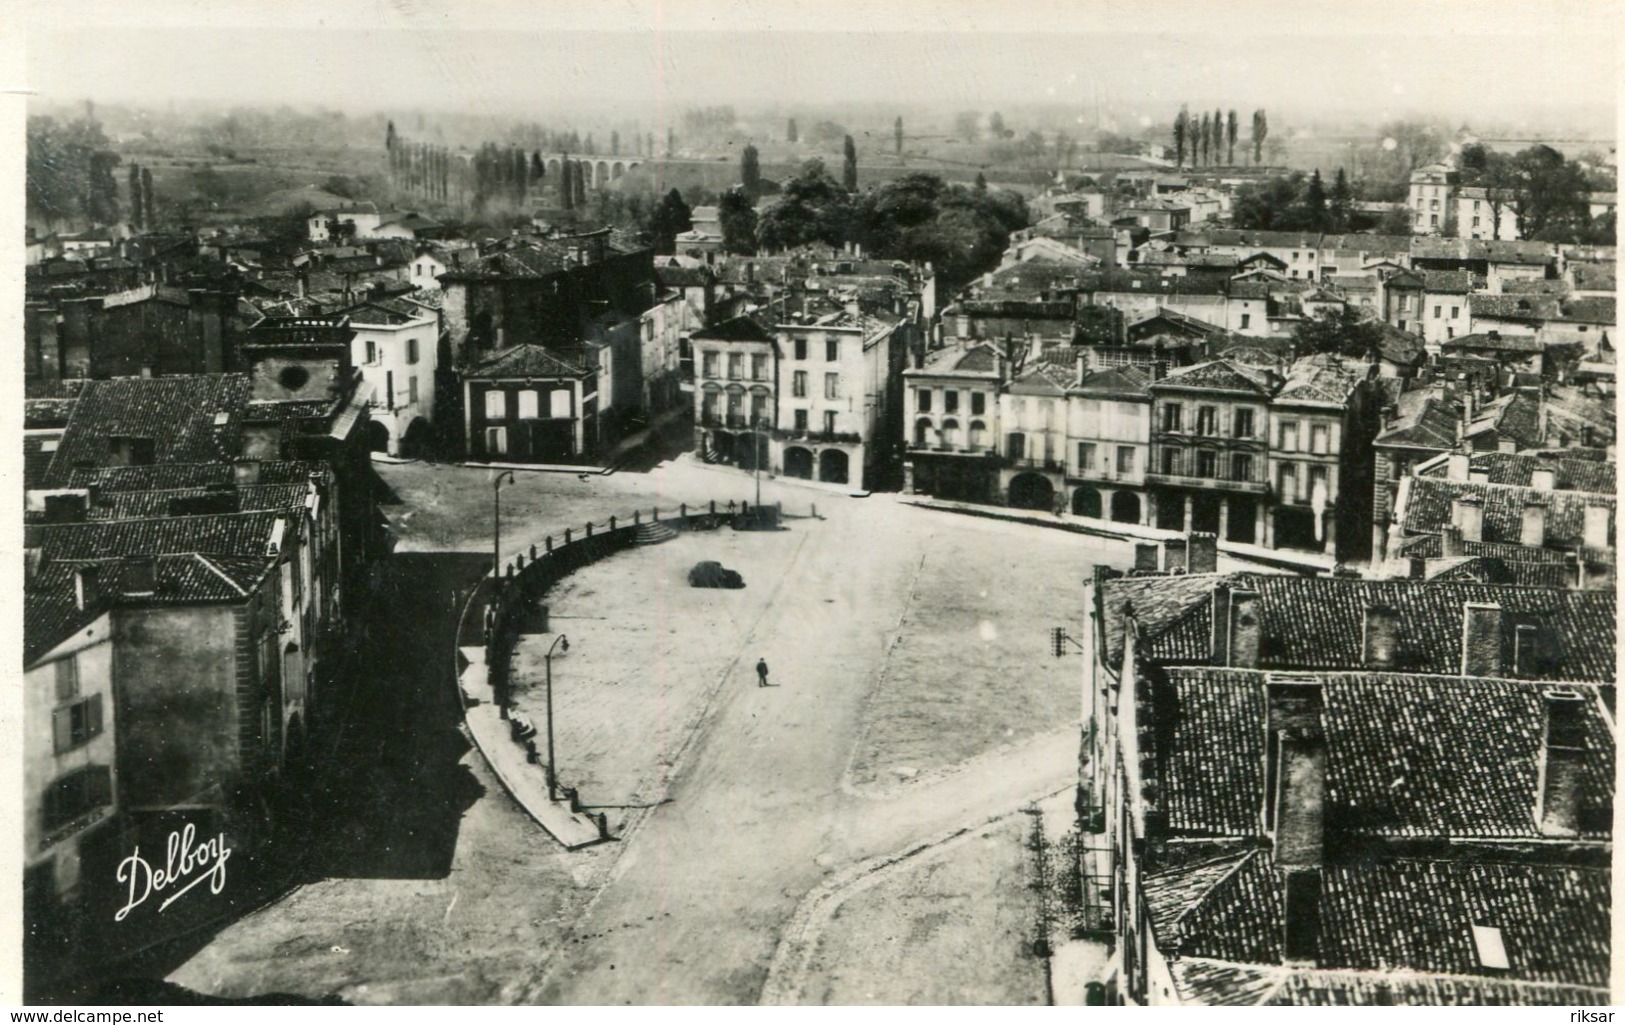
[971,392,986,415]
[1117,446,1134,474]
[550,390,571,418]
[43,765,112,831]
[824,411,838,435]
[1233,453,1253,482]
[1161,447,1178,475]
[53,693,103,754]
[1234,408,1255,438]
[945,390,959,414]
[483,390,507,419]
[1161,404,1182,432]
[54,659,79,703]
[1196,450,1218,478]
[407,338,420,364]
[825,373,840,399]
[517,390,540,419]
[794,371,808,398]
[1196,406,1217,436]
[1310,424,1330,454]
[1280,421,1299,451]
[794,338,807,360]
[795,409,809,432]
[826,339,839,362]
[916,388,931,412]
[1078,442,1095,471]
[408,376,419,405]
[752,354,768,381]
[703,352,719,379]
[728,354,743,380]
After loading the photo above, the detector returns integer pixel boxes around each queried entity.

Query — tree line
[1172,106,1264,168]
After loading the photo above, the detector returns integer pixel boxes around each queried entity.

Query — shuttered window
[53,694,103,754]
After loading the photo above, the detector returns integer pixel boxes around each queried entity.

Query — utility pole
[492,469,516,578]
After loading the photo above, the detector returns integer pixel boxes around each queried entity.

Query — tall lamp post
[544,634,570,800]
[492,469,517,578]
[751,414,764,511]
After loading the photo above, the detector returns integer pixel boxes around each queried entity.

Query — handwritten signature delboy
[114,824,232,922]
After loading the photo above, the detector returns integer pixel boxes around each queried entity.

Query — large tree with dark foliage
[27,115,122,227]
[756,159,853,252]
[648,187,694,253]
[1294,306,1390,361]
[1226,109,1238,165]
[1251,109,1268,164]
[842,135,859,191]
[1173,106,1188,168]
[718,186,758,255]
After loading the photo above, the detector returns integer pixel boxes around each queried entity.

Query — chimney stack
[74,566,100,611]
[233,459,262,487]
[1362,605,1402,667]
[1582,503,1610,550]
[1211,583,1262,667]
[1519,498,1548,548]
[1187,531,1219,573]
[1537,690,1589,837]
[1452,496,1484,542]
[1461,601,1504,676]
[1267,676,1327,964]
[1530,467,1556,491]
[1446,453,1471,481]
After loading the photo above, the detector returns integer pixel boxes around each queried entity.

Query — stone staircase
[634,520,679,546]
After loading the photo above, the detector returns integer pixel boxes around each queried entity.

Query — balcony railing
[777,427,864,445]
[1006,456,1066,473]
[1146,471,1269,495]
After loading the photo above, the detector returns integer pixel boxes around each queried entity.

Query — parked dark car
[689,561,745,589]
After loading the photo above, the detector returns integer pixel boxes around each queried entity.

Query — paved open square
[166,459,1136,1004]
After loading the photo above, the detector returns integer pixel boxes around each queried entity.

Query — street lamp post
[752,414,764,511]
[492,469,517,578]
[544,634,570,800]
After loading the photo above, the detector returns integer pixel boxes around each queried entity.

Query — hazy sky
[20,0,1623,128]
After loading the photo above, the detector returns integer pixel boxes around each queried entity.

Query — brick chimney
[1211,583,1262,667]
[233,459,262,487]
[1536,690,1588,837]
[1187,531,1219,573]
[1461,602,1504,676]
[1530,466,1556,491]
[1362,605,1402,668]
[1452,496,1484,542]
[1519,498,1548,548]
[1446,453,1471,481]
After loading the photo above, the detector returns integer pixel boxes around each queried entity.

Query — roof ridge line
[191,553,251,598]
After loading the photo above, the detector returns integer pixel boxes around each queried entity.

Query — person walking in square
[756,658,770,687]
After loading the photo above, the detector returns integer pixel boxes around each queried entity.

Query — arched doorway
[1072,484,1103,518]
[710,430,737,463]
[1009,472,1054,511]
[401,417,432,459]
[784,446,814,479]
[819,449,850,484]
[363,419,390,454]
[1110,490,1142,524]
